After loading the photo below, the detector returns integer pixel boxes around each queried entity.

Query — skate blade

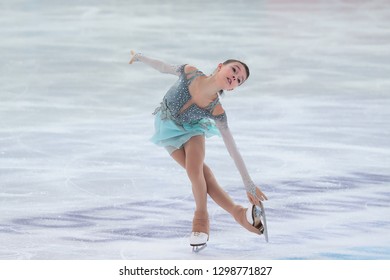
[191,244,207,253]
[259,201,269,243]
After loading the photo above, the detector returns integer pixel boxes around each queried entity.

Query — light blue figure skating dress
[151,64,226,154]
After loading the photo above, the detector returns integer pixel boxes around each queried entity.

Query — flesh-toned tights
[171,135,236,212]
[171,135,260,235]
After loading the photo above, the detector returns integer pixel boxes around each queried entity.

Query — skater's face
[216,61,248,91]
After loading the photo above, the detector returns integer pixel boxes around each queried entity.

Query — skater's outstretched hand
[129,50,137,64]
[247,186,268,206]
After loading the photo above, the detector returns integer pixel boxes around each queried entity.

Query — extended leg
[171,147,234,214]
[171,145,238,215]
[171,146,262,235]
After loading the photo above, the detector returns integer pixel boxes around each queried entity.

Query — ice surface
[0,0,389,259]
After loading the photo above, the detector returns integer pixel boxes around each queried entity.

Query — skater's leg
[202,165,262,234]
[202,164,236,214]
[182,135,207,213]
[171,143,261,235]
[171,149,235,214]
[180,136,209,244]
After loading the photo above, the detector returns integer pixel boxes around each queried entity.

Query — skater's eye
[232,65,244,85]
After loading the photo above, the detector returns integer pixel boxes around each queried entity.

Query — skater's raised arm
[129,50,181,76]
[215,113,268,205]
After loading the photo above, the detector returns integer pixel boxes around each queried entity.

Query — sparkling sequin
[153,65,226,124]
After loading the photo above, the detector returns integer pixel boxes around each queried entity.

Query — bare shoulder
[212,103,225,116]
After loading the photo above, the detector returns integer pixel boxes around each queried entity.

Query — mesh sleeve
[215,117,257,195]
[132,53,182,76]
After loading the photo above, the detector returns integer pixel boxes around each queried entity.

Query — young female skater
[129,51,268,250]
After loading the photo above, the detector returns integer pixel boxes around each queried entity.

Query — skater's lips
[227,77,232,85]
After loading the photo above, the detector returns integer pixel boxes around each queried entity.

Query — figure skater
[129,50,268,251]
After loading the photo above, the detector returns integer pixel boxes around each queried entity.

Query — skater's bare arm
[129,50,181,76]
[215,114,268,205]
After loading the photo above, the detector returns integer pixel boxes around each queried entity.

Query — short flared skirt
[150,111,220,154]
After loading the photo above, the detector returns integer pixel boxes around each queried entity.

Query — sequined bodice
[156,64,225,124]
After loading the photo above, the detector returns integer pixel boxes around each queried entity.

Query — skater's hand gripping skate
[247,186,268,206]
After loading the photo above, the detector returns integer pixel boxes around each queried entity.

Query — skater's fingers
[247,193,261,206]
[257,192,268,201]
[256,188,268,201]
[253,199,261,206]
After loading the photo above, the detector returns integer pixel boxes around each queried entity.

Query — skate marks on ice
[0,172,389,259]
[9,198,193,243]
[0,197,197,259]
[263,172,390,259]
